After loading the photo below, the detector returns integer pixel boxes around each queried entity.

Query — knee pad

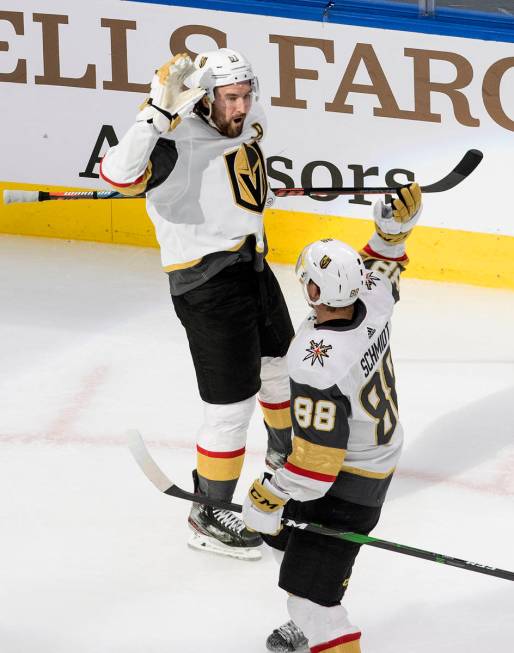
[197,396,255,451]
[287,595,360,649]
[196,397,256,485]
[259,357,291,434]
[259,356,290,403]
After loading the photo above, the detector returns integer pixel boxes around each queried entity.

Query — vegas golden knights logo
[224,140,268,214]
[320,255,332,269]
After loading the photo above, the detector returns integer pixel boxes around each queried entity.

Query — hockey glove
[137,53,206,134]
[369,182,422,257]
[242,473,289,535]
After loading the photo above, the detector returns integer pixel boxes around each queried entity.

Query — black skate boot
[266,620,309,652]
[188,502,263,560]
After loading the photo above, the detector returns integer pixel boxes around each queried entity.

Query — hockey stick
[3,149,483,206]
[271,149,483,198]
[2,190,143,204]
[127,430,514,582]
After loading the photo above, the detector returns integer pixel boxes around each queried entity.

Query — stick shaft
[271,149,483,197]
[3,151,483,204]
[127,430,513,582]
[3,190,142,204]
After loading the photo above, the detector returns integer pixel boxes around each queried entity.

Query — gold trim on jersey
[116,161,153,197]
[227,237,249,252]
[340,464,395,479]
[289,436,345,477]
[162,237,248,272]
[163,256,203,272]
[197,451,245,482]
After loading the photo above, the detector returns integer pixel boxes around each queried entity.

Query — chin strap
[195,98,220,133]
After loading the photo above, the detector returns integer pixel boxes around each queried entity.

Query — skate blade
[187,532,262,561]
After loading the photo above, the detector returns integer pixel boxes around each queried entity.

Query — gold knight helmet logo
[224,138,268,213]
[320,255,332,269]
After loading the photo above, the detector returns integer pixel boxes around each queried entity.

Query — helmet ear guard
[295,239,365,308]
[195,93,213,120]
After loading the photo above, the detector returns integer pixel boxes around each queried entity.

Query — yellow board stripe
[1,181,513,289]
[288,436,345,478]
[265,207,514,290]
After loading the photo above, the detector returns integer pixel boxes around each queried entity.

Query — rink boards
[0,1,513,288]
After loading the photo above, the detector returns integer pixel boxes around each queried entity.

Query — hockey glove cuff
[242,473,289,535]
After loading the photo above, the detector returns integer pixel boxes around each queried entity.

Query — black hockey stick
[3,149,483,206]
[271,149,483,198]
[2,190,143,204]
[127,430,513,582]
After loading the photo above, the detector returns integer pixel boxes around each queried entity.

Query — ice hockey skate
[188,502,263,561]
[266,620,309,652]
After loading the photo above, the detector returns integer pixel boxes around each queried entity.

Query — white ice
[0,234,513,653]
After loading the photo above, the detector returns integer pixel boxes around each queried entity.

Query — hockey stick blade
[126,430,241,511]
[127,430,514,582]
[271,149,483,198]
[420,148,483,193]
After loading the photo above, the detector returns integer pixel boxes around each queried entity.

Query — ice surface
[0,234,513,652]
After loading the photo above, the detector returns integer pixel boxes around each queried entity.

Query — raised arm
[361,182,423,300]
[100,54,205,196]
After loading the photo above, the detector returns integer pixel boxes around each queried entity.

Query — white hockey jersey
[274,269,402,507]
[100,104,269,272]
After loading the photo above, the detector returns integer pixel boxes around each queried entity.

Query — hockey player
[100,49,294,560]
[242,183,422,651]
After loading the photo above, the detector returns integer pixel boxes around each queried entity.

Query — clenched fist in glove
[369,182,423,258]
[242,473,289,535]
[137,53,206,134]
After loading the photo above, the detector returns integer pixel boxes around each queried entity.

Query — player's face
[211,82,253,137]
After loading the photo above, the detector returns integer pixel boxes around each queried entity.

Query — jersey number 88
[293,397,336,432]
[359,347,398,445]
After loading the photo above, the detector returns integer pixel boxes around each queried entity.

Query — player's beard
[213,112,246,138]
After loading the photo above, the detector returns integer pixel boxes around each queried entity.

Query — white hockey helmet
[187,48,259,102]
[295,239,365,308]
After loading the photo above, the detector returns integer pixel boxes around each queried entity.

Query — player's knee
[201,396,256,438]
[260,356,290,402]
